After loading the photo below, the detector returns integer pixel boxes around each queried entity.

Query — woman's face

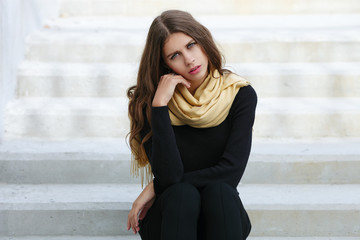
[162,32,209,84]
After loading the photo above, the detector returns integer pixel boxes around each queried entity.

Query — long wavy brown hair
[127,10,227,183]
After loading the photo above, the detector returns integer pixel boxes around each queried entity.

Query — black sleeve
[181,85,257,188]
[141,106,184,195]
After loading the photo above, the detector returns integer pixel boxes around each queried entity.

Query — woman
[127,10,256,240]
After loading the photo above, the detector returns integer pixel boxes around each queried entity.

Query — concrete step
[58,0,360,16]
[0,184,139,237]
[1,138,359,184]
[27,15,360,63]
[254,98,360,138]
[231,62,360,98]
[248,238,360,240]
[0,237,142,240]
[17,62,360,98]
[45,15,360,31]
[243,138,360,184]
[0,138,139,184]
[17,62,138,98]
[4,98,129,139]
[0,184,359,237]
[4,98,360,139]
[0,237,359,240]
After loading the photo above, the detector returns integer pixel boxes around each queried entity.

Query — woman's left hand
[152,73,191,107]
[127,180,155,234]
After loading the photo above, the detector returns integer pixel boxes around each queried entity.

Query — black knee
[201,182,236,200]
[161,182,201,217]
[200,182,251,239]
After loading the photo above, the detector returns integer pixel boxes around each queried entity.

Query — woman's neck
[187,72,209,95]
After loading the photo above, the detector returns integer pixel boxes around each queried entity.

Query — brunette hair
[127,10,227,180]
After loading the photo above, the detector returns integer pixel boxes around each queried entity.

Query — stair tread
[0,237,141,240]
[0,138,130,160]
[0,237,358,240]
[1,184,359,210]
[28,26,360,44]
[16,62,360,98]
[44,14,360,30]
[6,97,360,114]
[17,61,360,76]
[18,62,138,76]
[252,138,360,158]
[57,0,360,16]
[257,98,360,113]
[1,138,359,158]
[5,97,128,114]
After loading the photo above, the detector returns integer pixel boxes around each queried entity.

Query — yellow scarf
[131,70,250,186]
[168,70,250,127]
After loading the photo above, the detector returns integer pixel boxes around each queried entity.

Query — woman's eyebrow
[166,39,195,59]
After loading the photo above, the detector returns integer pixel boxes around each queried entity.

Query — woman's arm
[182,86,257,188]
[127,75,190,233]
[143,74,191,194]
[127,180,155,234]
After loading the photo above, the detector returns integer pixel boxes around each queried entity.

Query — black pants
[139,182,251,240]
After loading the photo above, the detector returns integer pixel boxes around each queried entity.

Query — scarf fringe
[130,153,152,188]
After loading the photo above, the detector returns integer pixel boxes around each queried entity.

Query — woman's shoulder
[237,84,257,100]
[229,83,258,114]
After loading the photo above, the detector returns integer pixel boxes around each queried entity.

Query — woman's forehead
[163,33,193,52]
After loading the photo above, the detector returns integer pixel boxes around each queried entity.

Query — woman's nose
[184,52,195,65]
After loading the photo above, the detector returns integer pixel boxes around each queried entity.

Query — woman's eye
[170,53,179,60]
[187,42,196,48]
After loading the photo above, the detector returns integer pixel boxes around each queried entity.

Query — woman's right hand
[152,74,191,107]
[127,180,156,234]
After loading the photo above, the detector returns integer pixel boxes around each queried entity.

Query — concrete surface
[0,184,359,236]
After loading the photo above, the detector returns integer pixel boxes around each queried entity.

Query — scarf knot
[168,70,250,128]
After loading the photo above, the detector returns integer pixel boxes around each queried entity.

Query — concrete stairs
[57,0,360,16]
[1,139,360,239]
[5,14,360,139]
[1,184,359,237]
[1,0,360,239]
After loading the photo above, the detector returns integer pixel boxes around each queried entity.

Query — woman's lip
[189,65,201,74]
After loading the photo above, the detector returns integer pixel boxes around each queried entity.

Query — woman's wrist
[152,97,168,107]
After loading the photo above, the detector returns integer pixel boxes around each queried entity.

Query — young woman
[126,10,257,240]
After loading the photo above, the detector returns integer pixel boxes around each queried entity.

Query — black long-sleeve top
[141,85,257,195]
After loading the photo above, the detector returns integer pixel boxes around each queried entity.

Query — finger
[172,77,190,88]
[131,213,139,234]
[131,218,136,234]
[128,212,135,232]
[167,75,188,84]
[127,212,133,231]
[132,223,138,234]
[161,74,189,87]
[181,79,191,88]
[161,73,180,81]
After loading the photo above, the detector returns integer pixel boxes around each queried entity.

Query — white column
[0,0,60,142]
